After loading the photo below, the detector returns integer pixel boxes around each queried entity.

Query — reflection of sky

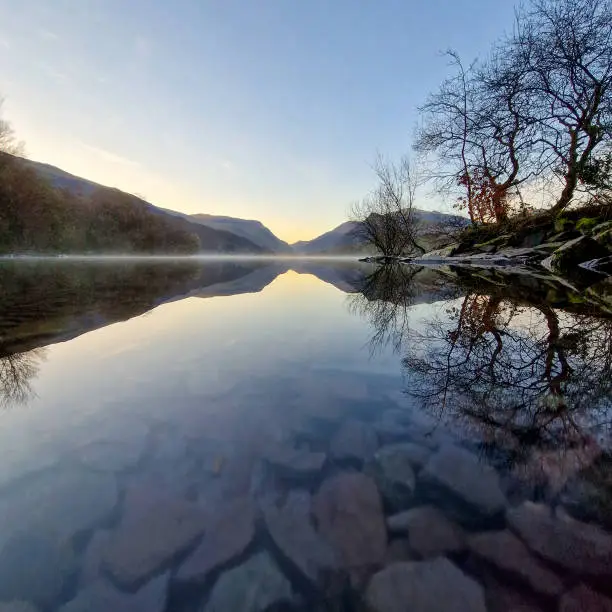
[0,269,407,488]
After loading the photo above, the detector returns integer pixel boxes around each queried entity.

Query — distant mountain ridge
[292,211,467,255]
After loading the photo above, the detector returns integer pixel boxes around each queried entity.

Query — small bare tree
[350,155,425,258]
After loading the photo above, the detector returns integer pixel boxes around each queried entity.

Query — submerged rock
[202,551,293,612]
[419,445,506,526]
[59,572,169,612]
[102,487,207,589]
[0,530,76,609]
[365,445,417,512]
[387,506,465,559]
[365,558,487,612]
[262,490,338,588]
[313,472,386,584]
[330,420,378,463]
[0,468,118,547]
[467,530,563,598]
[0,604,40,612]
[80,530,112,587]
[559,584,612,612]
[264,446,326,480]
[507,502,612,581]
[176,498,256,585]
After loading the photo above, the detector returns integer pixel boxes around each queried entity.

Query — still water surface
[0,258,611,611]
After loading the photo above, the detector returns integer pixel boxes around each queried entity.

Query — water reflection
[0,349,46,410]
[352,264,612,508]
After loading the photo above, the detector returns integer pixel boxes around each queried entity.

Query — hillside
[190,214,293,253]
[16,158,267,254]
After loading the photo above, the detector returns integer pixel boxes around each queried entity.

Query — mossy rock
[593,227,612,249]
[592,220,612,235]
[554,216,575,233]
[576,217,600,235]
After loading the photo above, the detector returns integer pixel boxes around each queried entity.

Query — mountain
[190,214,293,253]
[292,221,363,254]
[19,158,267,254]
[292,211,467,255]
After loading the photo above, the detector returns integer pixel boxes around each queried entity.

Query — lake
[0,258,611,612]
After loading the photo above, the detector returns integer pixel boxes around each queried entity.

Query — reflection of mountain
[0,260,373,359]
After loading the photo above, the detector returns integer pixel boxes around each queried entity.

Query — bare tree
[417,0,612,220]
[503,0,612,214]
[350,155,425,258]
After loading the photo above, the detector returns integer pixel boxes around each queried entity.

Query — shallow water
[0,258,611,611]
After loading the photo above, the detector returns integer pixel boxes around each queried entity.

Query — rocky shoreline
[361,218,612,280]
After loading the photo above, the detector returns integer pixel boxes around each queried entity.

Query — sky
[0,0,519,242]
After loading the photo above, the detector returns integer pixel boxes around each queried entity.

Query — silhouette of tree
[0,348,45,410]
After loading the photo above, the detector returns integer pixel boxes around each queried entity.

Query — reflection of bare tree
[403,294,612,484]
[351,266,612,500]
[0,348,45,410]
[347,265,422,354]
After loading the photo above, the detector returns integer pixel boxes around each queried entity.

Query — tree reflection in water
[0,348,46,410]
[351,265,612,506]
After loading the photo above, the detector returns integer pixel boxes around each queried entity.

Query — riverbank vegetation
[354,0,612,262]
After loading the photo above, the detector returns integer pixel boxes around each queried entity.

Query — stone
[80,530,112,587]
[313,472,386,584]
[0,604,40,612]
[102,486,207,589]
[507,502,612,580]
[202,551,293,612]
[262,490,338,588]
[559,584,612,612]
[467,530,564,598]
[58,572,169,612]
[0,530,76,609]
[365,558,487,612]
[365,445,417,512]
[387,506,465,559]
[419,445,506,525]
[548,236,609,274]
[330,420,378,463]
[77,439,145,473]
[0,468,118,548]
[176,497,256,584]
[264,446,326,480]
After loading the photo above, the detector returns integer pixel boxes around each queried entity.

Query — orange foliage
[457,170,510,225]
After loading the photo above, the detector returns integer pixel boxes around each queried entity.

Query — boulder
[0,468,118,548]
[0,530,76,609]
[365,558,487,612]
[176,498,256,585]
[261,490,338,588]
[365,445,417,511]
[482,577,546,612]
[102,486,207,589]
[548,236,609,274]
[559,584,612,612]
[467,530,564,598]
[387,506,465,559]
[58,572,169,612]
[507,502,612,580]
[202,552,293,612]
[330,420,378,463]
[264,446,326,480]
[313,472,386,584]
[383,539,415,565]
[419,445,506,526]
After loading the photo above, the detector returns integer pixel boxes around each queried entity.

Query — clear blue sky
[0,0,518,242]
